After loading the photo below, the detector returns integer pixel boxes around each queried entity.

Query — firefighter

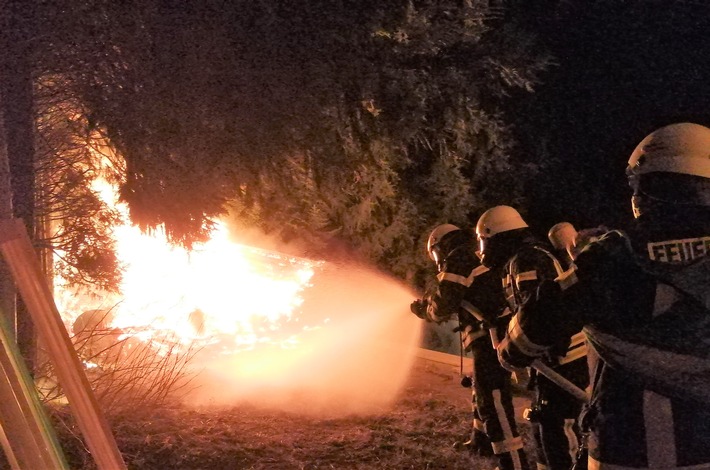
[476,206,589,470]
[548,222,579,269]
[411,224,529,470]
[548,222,610,267]
[495,122,710,469]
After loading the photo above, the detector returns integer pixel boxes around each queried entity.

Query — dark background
[511,1,710,234]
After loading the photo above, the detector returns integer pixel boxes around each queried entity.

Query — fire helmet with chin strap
[548,222,577,252]
[426,224,461,266]
[475,206,529,267]
[627,122,710,218]
[475,205,528,240]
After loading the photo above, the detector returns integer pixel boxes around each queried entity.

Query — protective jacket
[498,230,710,469]
[498,238,589,470]
[426,243,529,470]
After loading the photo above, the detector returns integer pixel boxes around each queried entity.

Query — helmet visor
[629,172,710,218]
[430,244,443,267]
[477,237,487,261]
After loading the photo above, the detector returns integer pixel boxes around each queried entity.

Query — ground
[11,356,537,470]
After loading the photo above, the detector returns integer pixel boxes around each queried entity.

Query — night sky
[512,2,710,235]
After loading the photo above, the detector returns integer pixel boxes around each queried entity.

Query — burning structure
[50,174,422,417]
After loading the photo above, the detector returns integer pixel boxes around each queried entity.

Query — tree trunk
[0,0,37,370]
[0,94,16,341]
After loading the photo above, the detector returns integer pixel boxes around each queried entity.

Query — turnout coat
[498,230,710,470]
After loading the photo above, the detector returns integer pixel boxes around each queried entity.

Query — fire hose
[531,359,590,403]
[489,328,589,403]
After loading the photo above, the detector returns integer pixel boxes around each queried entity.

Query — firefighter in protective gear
[411,224,530,470]
[477,206,589,470]
[548,222,610,273]
[497,122,710,470]
[548,222,579,269]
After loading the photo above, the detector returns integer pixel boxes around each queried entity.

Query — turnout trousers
[472,336,529,470]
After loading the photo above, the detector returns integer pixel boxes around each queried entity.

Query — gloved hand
[410,298,428,319]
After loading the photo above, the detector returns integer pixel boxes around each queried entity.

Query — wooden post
[0,309,68,469]
[0,218,126,469]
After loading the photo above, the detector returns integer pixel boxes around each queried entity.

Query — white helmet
[627,122,710,218]
[475,205,528,240]
[627,122,710,179]
[547,222,578,252]
[426,224,460,261]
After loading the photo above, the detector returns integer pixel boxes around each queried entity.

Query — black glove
[469,429,494,456]
[458,429,493,457]
[410,299,428,319]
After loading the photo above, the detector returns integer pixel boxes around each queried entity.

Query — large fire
[54,176,423,416]
[59,220,322,349]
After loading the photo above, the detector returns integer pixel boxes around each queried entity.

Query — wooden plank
[0,308,68,469]
[0,362,36,469]
[0,218,126,469]
[0,418,20,470]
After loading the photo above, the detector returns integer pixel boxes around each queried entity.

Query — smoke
[184,262,423,417]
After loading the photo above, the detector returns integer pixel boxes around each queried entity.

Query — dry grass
[36,311,199,416]
[31,358,535,470]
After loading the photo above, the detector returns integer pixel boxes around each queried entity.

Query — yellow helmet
[627,122,710,218]
[426,224,460,262]
[475,205,528,240]
[547,222,578,252]
[627,122,710,179]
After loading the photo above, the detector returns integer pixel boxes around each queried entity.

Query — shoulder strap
[531,245,566,277]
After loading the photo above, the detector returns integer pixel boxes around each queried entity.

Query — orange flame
[56,173,423,416]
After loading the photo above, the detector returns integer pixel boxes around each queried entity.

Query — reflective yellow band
[489,328,500,349]
[559,332,588,364]
[559,343,588,364]
[462,326,487,348]
[471,264,490,277]
[437,271,472,286]
[508,313,548,356]
[491,436,524,454]
[461,300,485,322]
[556,267,579,290]
[473,418,485,432]
[438,264,490,287]
[569,332,585,347]
[516,270,538,283]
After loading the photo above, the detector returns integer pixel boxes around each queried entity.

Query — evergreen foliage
[221,1,552,284]
[18,1,552,289]
[34,77,123,291]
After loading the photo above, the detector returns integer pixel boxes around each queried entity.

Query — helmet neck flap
[627,123,710,261]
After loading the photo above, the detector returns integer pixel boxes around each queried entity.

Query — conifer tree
[32,0,552,288]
